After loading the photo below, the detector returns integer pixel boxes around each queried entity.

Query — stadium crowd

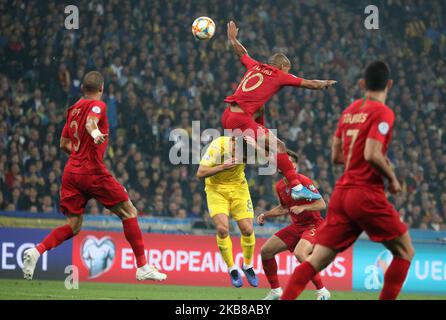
[0,0,445,230]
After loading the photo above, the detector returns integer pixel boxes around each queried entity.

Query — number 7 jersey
[334,97,395,189]
[61,98,109,175]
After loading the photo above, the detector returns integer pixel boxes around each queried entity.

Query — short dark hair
[286,149,299,164]
[268,53,291,68]
[82,71,104,93]
[364,61,390,91]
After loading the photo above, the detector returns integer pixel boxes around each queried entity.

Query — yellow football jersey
[200,136,246,186]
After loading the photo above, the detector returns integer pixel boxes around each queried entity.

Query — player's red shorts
[316,187,408,252]
[275,219,323,252]
[60,171,129,215]
[221,106,268,139]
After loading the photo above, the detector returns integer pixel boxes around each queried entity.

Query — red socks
[311,273,324,290]
[281,261,317,300]
[37,218,147,269]
[122,217,147,268]
[276,153,300,187]
[263,257,324,291]
[262,258,280,289]
[36,224,74,255]
[379,256,411,300]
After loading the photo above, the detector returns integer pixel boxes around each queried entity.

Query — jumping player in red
[257,150,330,300]
[281,61,415,300]
[22,71,167,282]
[223,21,337,201]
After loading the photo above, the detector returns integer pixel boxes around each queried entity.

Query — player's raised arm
[278,72,337,90]
[86,115,107,145]
[227,20,248,58]
[300,79,337,90]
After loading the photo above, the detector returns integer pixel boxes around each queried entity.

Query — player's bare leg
[379,231,415,300]
[258,131,321,201]
[23,214,82,280]
[110,200,167,281]
[294,239,331,300]
[237,218,258,287]
[260,235,288,299]
[212,214,242,287]
[282,244,337,300]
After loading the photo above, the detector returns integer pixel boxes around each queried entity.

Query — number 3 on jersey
[70,120,80,152]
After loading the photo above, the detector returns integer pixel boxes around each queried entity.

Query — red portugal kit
[222,54,303,138]
[60,99,128,215]
[274,174,324,251]
[317,97,408,251]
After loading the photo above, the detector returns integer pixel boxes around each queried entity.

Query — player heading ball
[222,21,337,202]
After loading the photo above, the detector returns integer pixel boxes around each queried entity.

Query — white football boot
[136,264,167,281]
[262,287,283,300]
[22,247,41,280]
[316,287,331,300]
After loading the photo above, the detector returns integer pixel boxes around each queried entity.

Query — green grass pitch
[0,279,445,300]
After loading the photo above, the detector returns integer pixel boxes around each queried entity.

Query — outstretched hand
[227,21,239,41]
[323,80,337,89]
[94,133,108,145]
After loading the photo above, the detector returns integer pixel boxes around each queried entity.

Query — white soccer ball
[192,16,216,41]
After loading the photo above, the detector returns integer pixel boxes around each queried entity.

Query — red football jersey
[61,98,109,175]
[224,54,303,117]
[275,174,323,226]
[334,97,395,188]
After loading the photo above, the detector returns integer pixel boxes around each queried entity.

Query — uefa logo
[81,236,116,279]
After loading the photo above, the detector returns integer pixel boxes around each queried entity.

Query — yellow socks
[216,235,234,268]
[241,232,255,267]
[217,233,256,269]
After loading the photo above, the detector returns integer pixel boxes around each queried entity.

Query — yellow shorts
[205,183,254,221]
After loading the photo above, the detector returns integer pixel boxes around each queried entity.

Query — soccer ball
[191,17,215,41]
